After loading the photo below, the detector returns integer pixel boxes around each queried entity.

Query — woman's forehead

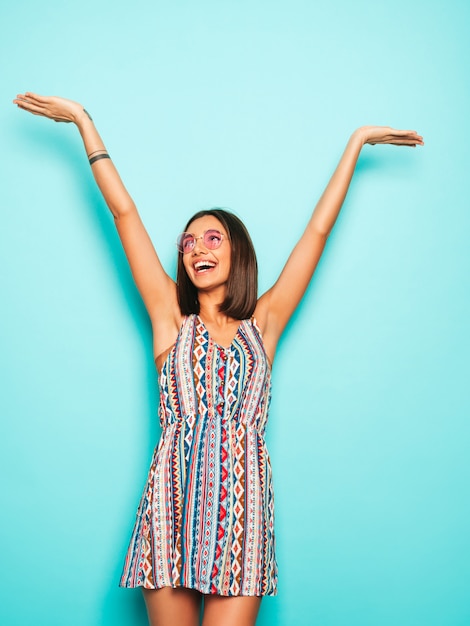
[187,215,226,235]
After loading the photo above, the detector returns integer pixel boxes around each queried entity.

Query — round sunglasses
[176,229,225,254]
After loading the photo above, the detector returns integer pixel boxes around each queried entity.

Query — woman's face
[182,215,231,292]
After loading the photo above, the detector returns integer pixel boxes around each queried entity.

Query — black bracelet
[89,153,111,165]
[87,149,107,158]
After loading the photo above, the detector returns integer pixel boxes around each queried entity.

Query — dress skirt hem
[118,580,277,597]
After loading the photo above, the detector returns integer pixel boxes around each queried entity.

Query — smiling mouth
[193,260,216,274]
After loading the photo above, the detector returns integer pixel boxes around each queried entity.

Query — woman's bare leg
[142,587,202,626]
[202,595,261,626]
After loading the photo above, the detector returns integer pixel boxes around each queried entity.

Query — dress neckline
[155,315,244,373]
[196,314,244,350]
[156,315,272,375]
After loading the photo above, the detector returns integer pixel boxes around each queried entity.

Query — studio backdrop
[1,1,469,625]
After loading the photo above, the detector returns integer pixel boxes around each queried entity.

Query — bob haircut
[176,208,258,320]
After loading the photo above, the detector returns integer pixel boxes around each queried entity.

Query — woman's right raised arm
[13,93,180,330]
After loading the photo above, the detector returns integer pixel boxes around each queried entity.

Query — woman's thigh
[202,595,262,626]
[142,587,202,626]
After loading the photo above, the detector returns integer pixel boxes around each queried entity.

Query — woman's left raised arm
[255,126,424,355]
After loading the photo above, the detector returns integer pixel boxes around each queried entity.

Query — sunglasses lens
[177,233,195,253]
[204,230,223,249]
[176,229,224,253]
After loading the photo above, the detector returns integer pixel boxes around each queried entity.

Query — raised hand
[255,122,424,349]
[13,92,88,124]
[357,126,424,147]
[13,89,180,343]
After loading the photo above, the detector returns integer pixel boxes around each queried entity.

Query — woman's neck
[198,305,232,327]
[197,290,229,325]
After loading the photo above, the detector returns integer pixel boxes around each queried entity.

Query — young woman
[13,92,423,626]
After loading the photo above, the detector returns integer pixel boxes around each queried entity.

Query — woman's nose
[192,235,208,253]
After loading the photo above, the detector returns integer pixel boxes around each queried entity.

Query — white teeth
[194,261,216,271]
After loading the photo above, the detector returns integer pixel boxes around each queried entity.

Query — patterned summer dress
[120,314,277,596]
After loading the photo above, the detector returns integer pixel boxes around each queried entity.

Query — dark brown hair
[176,208,258,320]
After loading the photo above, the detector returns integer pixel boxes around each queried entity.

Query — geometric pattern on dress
[119,314,278,596]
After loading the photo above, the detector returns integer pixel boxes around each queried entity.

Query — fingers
[14,96,50,118]
[13,93,68,122]
[13,92,82,124]
[360,126,424,148]
[19,92,49,104]
[390,133,424,146]
[386,129,424,145]
[14,100,43,115]
[366,129,424,147]
[14,93,47,109]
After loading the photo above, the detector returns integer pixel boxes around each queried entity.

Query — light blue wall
[1,1,469,625]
